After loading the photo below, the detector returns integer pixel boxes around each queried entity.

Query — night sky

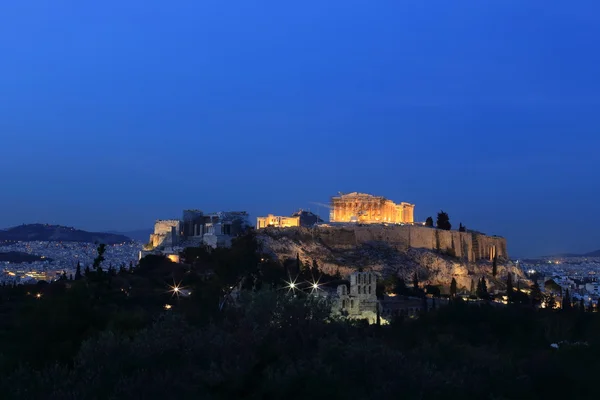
[1,1,599,257]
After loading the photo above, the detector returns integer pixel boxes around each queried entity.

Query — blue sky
[1,0,599,257]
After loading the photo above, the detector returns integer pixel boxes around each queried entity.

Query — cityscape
[1,0,599,398]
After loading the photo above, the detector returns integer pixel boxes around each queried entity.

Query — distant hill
[107,229,152,243]
[545,249,600,258]
[0,224,132,245]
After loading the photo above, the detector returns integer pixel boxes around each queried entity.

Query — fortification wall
[314,225,507,262]
[154,220,181,235]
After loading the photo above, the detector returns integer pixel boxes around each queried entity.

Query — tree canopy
[436,211,452,230]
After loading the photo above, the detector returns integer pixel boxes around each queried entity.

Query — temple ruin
[256,214,300,229]
[330,192,415,224]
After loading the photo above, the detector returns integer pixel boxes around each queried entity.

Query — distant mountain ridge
[546,249,600,258]
[0,224,132,244]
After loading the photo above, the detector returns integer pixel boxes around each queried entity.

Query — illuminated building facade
[330,192,415,224]
[256,214,300,229]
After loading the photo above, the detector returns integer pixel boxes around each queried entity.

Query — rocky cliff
[257,225,526,292]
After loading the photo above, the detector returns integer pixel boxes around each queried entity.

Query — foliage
[530,281,543,306]
[458,223,466,232]
[563,289,572,310]
[450,278,457,298]
[436,210,451,231]
[4,231,600,398]
[425,216,434,227]
[476,277,489,300]
[506,273,513,302]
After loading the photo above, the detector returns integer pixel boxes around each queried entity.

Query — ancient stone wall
[313,225,507,262]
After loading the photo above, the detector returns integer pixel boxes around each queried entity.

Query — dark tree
[506,273,513,302]
[458,223,466,232]
[393,277,408,296]
[477,277,489,300]
[334,268,342,280]
[296,253,304,274]
[84,265,91,276]
[580,298,585,311]
[530,281,542,306]
[93,244,106,272]
[436,211,452,231]
[412,272,419,290]
[75,262,82,280]
[563,289,571,310]
[129,261,134,273]
[470,279,475,294]
[425,216,434,227]
[450,278,457,298]
[492,255,498,277]
[311,259,320,277]
[69,273,73,281]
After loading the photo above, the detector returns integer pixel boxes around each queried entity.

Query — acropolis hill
[258,224,522,291]
[256,192,524,291]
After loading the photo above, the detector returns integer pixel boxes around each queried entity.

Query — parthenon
[330,192,415,224]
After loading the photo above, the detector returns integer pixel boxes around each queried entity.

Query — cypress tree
[506,273,513,302]
[312,259,320,277]
[75,262,82,280]
[492,255,497,277]
[450,278,457,298]
[563,289,571,310]
[296,253,303,274]
[580,298,585,311]
[128,261,134,273]
[470,279,475,294]
[84,265,91,277]
[334,268,342,280]
[413,272,419,290]
[477,277,489,300]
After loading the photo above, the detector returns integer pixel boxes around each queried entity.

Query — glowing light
[307,277,322,294]
[164,304,172,310]
[167,280,185,298]
[282,276,299,293]
[35,293,42,299]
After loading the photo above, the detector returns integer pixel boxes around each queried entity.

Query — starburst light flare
[308,277,322,295]
[167,280,185,298]
[282,275,300,294]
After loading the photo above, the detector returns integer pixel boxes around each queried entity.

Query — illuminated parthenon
[330,192,415,224]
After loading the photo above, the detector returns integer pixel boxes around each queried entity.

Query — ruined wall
[154,220,181,235]
[314,225,507,262]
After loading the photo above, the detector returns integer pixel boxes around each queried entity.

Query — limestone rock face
[257,226,526,291]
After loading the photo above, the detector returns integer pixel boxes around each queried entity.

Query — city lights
[308,277,322,294]
[168,280,184,298]
[283,276,299,293]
